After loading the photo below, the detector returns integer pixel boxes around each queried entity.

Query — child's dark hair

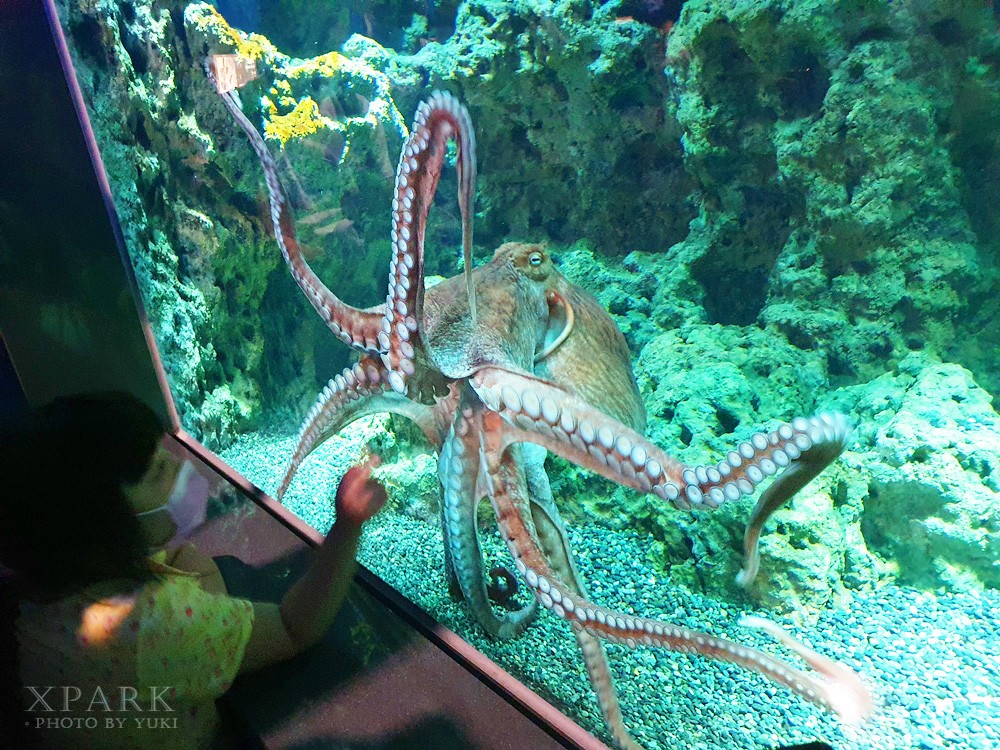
[0,391,165,597]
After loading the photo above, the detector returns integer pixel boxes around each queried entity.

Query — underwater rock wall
[846,354,1000,593]
[55,0,276,442]
[54,0,419,442]
[53,0,1000,616]
[665,0,1000,387]
[645,0,1000,612]
[545,0,1000,615]
[409,0,694,255]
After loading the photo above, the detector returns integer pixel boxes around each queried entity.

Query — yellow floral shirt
[16,572,254,749]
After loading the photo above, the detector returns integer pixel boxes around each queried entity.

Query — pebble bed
[221,426,1000,750]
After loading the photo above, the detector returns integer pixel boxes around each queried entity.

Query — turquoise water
[58,0,1000,747]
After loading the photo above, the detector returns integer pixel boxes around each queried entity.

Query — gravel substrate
[221,426,1000,750]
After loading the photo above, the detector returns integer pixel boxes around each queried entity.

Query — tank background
[52,0,1000,622]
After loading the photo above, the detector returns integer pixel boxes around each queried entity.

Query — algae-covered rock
[249,0,443,59]
[54,0,417,444]
[53,0,263,444]
[842,354,1000,593]
[408,0,693,257]
[634,324,831,450]
[666,0,1000,391]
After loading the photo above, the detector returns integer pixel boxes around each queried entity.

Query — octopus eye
[529,252,543,266]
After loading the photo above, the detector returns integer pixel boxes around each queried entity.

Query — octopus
[212,68,873,749]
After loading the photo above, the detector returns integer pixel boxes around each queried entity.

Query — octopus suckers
[521,390,541,419]
[541,397,559,425]
[597,425,615,451]
[388,371,405,394]
[645,458,661,479]
[501,386,521,413]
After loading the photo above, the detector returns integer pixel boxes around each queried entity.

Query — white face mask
[135,460,210,547]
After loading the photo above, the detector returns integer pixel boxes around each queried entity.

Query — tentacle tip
[737,614,771,631]
[736,558,759,589]
[824,678,876,726]
[739,615,875,726]
[819,410,855,448]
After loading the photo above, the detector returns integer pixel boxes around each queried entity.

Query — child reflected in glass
[0,391,386,749]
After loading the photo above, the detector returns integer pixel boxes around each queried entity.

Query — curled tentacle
[382,91,476,395]
[439,404,537,639]
[209,61,384,355]
[470,366,851,587]
[735,414,851,587]
[486,566,519,606]
[277,356,436,501]
[477,408,872,726]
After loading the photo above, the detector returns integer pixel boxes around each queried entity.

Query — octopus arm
[211,73,384,354]
[437,403,537,639]
[470,366,851,587]
[276,357,437,501]
[468,405,640,748]
[477,409,873,727]
[380,91,477,395]
[575,630,644,750]
[522,444,644,749]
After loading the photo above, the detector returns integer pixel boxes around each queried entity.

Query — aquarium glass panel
[56,0,1000,748]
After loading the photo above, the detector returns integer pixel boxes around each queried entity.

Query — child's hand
[334,456,388,528]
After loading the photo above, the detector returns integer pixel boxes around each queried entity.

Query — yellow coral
[287,51,346,80]
[262,96,330,145]
[185,4,279,63]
